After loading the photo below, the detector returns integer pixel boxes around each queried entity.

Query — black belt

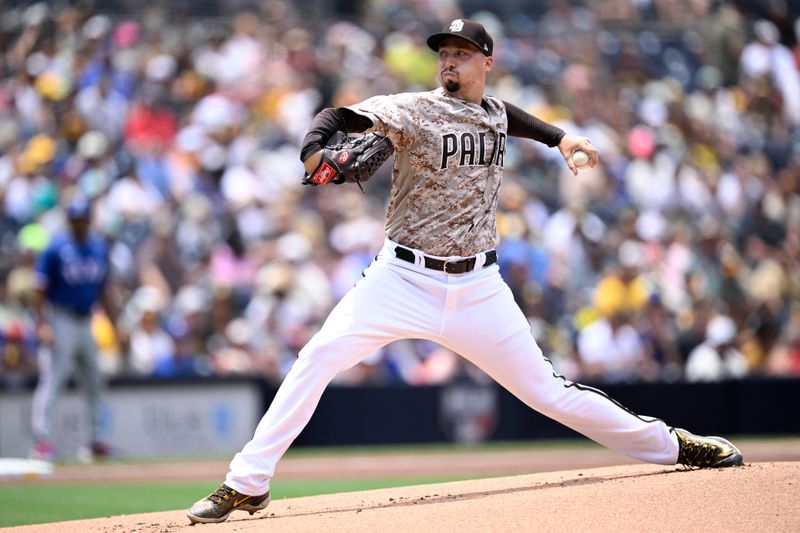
[394,246,497,274]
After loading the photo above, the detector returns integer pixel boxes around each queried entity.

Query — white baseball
[572,150,590,167]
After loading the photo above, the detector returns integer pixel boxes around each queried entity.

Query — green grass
[0,476,474,528]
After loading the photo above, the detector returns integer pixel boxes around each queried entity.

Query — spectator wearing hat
[685,314,748,382]
[124,286,175,376]
[739,19,800,126]
[29,195,119,462]
[576,240,661,383]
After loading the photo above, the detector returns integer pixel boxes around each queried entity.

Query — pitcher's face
[437,37,492,98]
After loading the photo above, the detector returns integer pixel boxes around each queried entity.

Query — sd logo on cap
[427,18,494,57]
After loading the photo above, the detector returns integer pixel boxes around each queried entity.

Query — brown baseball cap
[427,19,493,57]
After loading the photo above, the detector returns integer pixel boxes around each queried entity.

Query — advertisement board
[0,382,260,459]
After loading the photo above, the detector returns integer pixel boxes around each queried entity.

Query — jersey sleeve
[344,94,416,150]
[504,101,565,147]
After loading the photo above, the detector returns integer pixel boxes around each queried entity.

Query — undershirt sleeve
[300,108,373,161]
[504,101,566,148]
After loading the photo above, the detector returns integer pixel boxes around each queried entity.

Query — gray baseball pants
[31,307,105,443]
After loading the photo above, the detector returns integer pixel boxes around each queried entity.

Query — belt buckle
[442,258,457,274]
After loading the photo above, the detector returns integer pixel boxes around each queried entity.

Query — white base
[0,457,54,478]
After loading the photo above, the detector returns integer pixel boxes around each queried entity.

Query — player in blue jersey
[29,196,119,462]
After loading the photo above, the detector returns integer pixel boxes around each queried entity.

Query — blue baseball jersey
[35,234,110,316]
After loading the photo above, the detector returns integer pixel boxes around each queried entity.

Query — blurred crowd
[0,0,799,388]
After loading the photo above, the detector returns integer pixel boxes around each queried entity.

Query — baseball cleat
[675,428,743,469]
[76,441,113,463]
[186,483,270,524]
[29,440,56,462]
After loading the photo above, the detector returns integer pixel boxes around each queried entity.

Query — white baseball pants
[226,238,679,495]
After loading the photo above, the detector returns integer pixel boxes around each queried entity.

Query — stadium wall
[1,377,798,458]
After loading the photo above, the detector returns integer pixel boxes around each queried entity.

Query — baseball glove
[303,132,394,188]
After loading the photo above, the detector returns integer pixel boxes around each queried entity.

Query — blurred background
[0,0,798,454]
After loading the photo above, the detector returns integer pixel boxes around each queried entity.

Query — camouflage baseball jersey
[347,87,508,257]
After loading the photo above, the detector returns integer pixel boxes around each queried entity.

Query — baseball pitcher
[187,19,742,524]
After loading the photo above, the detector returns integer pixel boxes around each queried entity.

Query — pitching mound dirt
[8,462,798,532]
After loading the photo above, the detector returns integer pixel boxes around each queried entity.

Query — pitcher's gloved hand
[303,132,394,187]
